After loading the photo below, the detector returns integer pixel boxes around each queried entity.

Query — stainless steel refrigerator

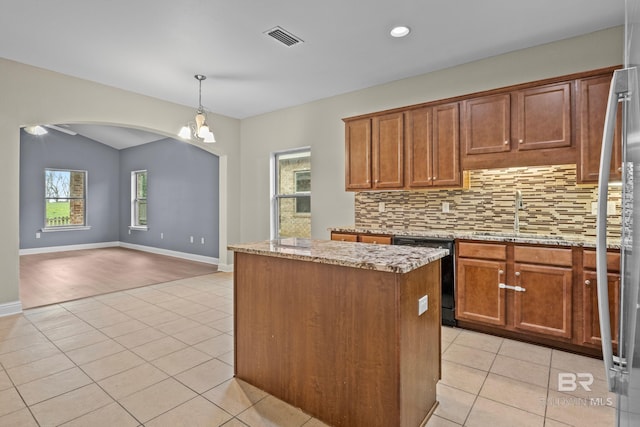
[597,1,640,425]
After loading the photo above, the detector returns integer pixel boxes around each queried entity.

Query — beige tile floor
[0,272,616,426]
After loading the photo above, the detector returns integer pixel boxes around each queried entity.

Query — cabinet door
[345,118,372,190]
[577,75,623,183]
[456,258,507,326]
[513,83,571,151]
[462,94,511,155]
[406,107,433,187]
[513,263,573,338]
[372,112,404,188]
[432,103,460,187]
[582,270,620,347]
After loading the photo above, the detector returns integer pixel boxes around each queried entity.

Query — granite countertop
[228,238,448,274]
[329,227,619,249]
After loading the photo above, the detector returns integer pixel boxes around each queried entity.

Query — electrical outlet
[418,295,428,316]
[201,237,205,244]
[160,232,164,239]
[591,202,598,215]
[378,202,385,213]
[442,202,450,213]
[190,236,194,243]
[607,201,616,215]
[35,232,41,239]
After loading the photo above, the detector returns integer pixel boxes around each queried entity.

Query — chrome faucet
[514,190,524,234]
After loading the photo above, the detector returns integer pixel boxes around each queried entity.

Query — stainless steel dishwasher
[392,236,456,326]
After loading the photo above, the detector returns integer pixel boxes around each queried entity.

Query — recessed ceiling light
[390,26,410,38]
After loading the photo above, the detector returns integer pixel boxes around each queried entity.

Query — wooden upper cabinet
[577,74,623,183]
[406,107,433,187]
[372,112,404,188]
[462,94,511,155]
[345,118,372,190]
[407,103,461,188]
[513,82,571,151]
[433,103,461,186]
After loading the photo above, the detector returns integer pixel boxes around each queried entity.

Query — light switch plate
[442,202,450,213]
[378,202,385,213]
[607,201,616,215]
[418,295,428,316]
[591,202,597,215]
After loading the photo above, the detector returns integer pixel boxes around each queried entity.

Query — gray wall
[20,133,219,259]
[20,130,120,248]
[119,138,219,258]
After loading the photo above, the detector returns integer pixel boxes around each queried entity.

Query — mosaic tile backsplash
[355,164,622,240]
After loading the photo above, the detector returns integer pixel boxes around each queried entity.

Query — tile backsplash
[355,164,621,239]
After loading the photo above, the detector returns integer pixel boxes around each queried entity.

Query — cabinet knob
[618,166,622,172]
[372,241,378,244]
[585,280,591,286]
[433,176,437,180]
[515,271,521,277]
[503,140,509,145]
[519,139,523,143]
[498,269,504,275]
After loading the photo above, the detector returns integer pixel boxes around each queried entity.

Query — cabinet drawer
[458,242,507,260]
[358,235,392,245]
[514,246,572,267]
[583,250,621,272]
[331,232,358,242]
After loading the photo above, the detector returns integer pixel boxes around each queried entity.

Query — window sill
[41,226,92,233]
[128,226,149,231]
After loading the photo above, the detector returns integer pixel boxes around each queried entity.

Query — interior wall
[0,57,241,308]
[239,27,623,243]
[119,138,220,258]
[20,129,121,249]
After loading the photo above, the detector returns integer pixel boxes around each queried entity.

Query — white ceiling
[0,0,624,122]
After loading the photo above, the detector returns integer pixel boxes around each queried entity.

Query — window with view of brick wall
[44,169,87,228]
[272,149,311,239]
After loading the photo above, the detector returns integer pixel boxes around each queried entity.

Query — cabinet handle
[503,140,509,145]
[498,283,527,292]
[515,271,521,277]
[585,280,591,286]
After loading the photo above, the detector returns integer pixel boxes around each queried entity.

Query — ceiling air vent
[265,26,303,47]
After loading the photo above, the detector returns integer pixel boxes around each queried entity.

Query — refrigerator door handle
[596,68,629,393]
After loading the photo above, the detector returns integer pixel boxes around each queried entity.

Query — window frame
[42,168,90,232]
[130,170,148,231]
[270,148,311,239]
[293,169,311,215]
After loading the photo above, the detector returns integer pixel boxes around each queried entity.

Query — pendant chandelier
[178,74,216,143]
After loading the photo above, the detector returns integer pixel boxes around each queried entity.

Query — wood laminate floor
[20,247,218,309]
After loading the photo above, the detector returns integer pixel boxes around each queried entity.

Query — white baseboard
[118,242,219,265]
[217,263,234,272]
[19,241,119,255]
[0,301,22,317]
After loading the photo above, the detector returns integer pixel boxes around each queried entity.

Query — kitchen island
[228,238,447,427]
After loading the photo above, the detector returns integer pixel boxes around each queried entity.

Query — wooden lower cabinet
[330,232,392,245]
[456,241,575,347]
[513,262,572,339]
[457,241,623,355]
[582,250,621,349]
[456,257,507,326]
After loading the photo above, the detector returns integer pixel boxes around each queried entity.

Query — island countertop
[228,238,447,274]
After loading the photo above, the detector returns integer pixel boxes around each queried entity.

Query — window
[271,149,311,239]
[44,169,87,229]
[294,170,311,214]
[131,170,148,229]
